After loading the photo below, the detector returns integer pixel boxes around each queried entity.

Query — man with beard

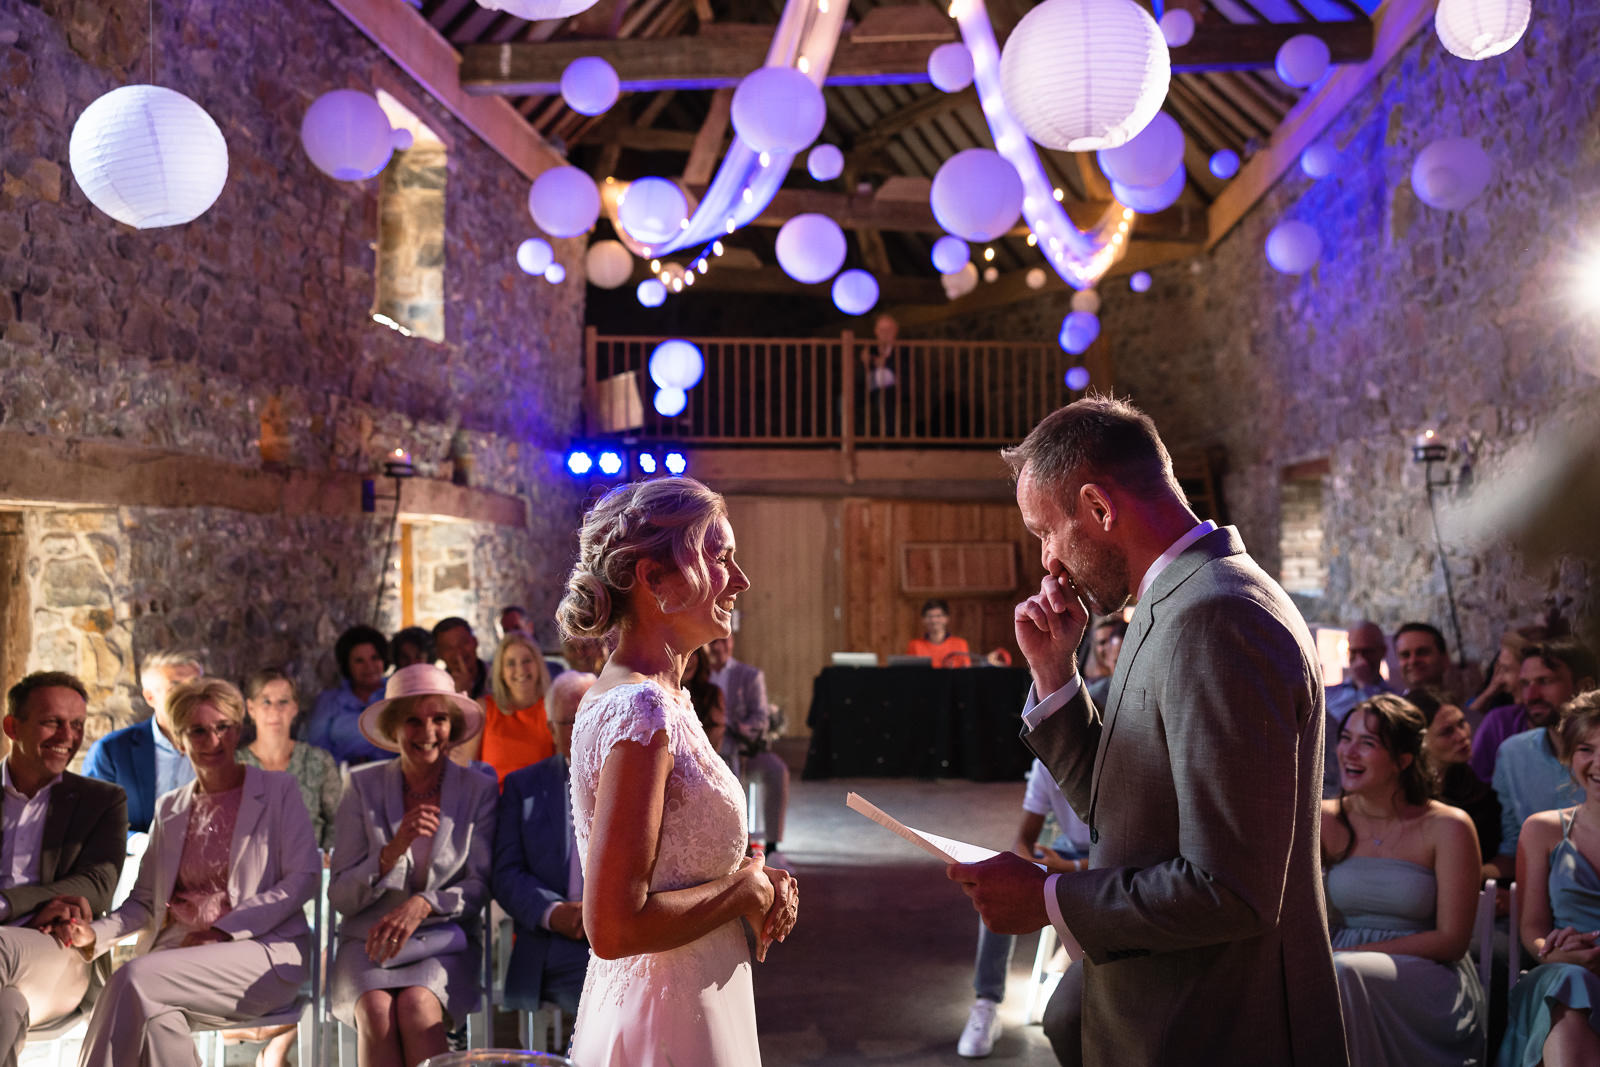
[1489,639,1598,872]
[946,397,1345,1066]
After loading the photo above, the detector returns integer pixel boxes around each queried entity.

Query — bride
[557,477,799,1065]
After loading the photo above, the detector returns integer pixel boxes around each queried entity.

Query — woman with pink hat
[325,663,497,1067]
[558,477,799,1066]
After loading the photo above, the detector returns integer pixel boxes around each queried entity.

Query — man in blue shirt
[1322,622,1397,798]
[82,649,202,833]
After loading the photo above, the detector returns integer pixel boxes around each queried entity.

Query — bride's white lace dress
[569,680,761,1066]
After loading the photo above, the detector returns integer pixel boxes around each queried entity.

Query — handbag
[380,922,467,968]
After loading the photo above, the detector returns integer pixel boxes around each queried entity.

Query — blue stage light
[566,450,593,476]
[598,450,623,476]
[664,451,688,476]
[638,452,658,474]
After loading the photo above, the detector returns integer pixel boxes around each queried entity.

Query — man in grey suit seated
[0,671,128,1065]
[948,397,1346,1066]
[707,635,790,857]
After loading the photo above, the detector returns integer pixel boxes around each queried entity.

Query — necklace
[403,771,443,803]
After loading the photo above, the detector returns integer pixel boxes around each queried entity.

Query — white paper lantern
[1071,289,1101,314]
[300,90,394,181]
[561,57,620,117]
[544,262,566,284]
[1065,366,1092,390]
[1159,8,1195,46]
[637,278,667,307]
[390,128,414,152]
[68,85,228,229]
[1411,137,1493,210]
[1000,0,1171,152]
[1435,0,1529,59]
[618,177,688,245]
[654,388,688,417]
[1058,310,1100,354]
[1097,112,1183,190]
[477,0,603,21]
[928,42,975,92]
[1265,219,1321,274]
[807,144,844,182]
[832,270,880,315]
[1275,34,1331,88]
[1025,267,1048,290]
[1111,165,1185,213]
[1300,141,1338,179]
[1129,270,1152,292]
[586,240,634,290]
[529,166,601,238]
[517,238,554,275]
[942,262,979,300]
[1209,149,1240,179]
[775,213,847,284]
[649,339,705,390]
[931,235,970,274]
[731,67,826,155]
[931,149,1023,242]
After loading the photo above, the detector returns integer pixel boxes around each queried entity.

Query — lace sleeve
[572,683,677,794]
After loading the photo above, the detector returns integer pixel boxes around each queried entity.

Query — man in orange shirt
[908,599,972,668]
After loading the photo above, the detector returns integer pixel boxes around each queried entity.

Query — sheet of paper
[845,792,1004,865]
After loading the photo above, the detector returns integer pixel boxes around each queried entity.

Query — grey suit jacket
[0,770,127,921]
[715,659,769,760]
[1027,526,1347,1066]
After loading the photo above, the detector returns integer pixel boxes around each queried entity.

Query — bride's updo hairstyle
[558,478,728,639]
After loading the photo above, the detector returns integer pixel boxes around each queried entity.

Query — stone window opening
[373,91,446,343]
[1280,459,1329,604]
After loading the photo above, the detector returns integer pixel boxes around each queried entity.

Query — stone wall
[0,0,587,738]
[938,0,1600,665]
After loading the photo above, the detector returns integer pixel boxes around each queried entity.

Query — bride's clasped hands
[747,854,798,961]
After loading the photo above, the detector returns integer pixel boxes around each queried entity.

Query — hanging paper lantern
[1058,310,1101,354]
[1065,366,1092,391]
[775,213,847,284]
[1159,8,1195,46]
[832,270,880,315]
[68,85,228,229]
[1129,270,1152,292]
[516,238,554,275]
[931,235,970,274]
[561,57,620,117]
[1410,137,1493,210]
[544,262,566,284]
[731,67,826,155]
[1275,34,1331,88]
[1265,219,1321,274]
[637,278,667,307]
[649,339,705,390]
[586,240,634,290]
[529,166,601,238]
[1111,165,1186,213]
[928,42,975,93]
[931,149,1023,242]
[1097,112,1183,190]
[982,266,999,283]
[807,144,844,182]
[618,177,688,245]
[390,128,414,152]
[477,0,604,21]
[300,90,395,181]
[999,0,1170,152]
[1435,0,1529,59]
[1209,149,1240,179]
[1025,267,1048,290]
[1300,141,1338,179]
[654,388,688,417]
[1071,289,1101,315]
[942,262,979,300]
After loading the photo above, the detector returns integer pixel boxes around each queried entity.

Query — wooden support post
[840,331,857,485]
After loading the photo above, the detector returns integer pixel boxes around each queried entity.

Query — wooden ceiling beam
[625,263,944,302]
[682,88,734,187]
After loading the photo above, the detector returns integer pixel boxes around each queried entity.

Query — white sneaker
[957,998,1001,1058]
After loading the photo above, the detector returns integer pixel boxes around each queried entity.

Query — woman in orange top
[460,632,555,782]
[907,598,972,668]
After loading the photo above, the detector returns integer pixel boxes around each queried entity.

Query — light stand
[363,450,417,626]
[1412,431,1467,669]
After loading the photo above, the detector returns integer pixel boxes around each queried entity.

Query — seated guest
[433,618,491,701]
[685,647,725,743]
[391,628,435,671]
[1083,616,1127,706]
[1324,621,1399,798]
[63,678,320,1067]
[328,664,496,1067]
[1395,621,1454,697]
[1500,691,1600,1065]
[493,670,597,1018]
[0,672,127,1065]
[306,625,392,767]
[238,670,341,849]
[1464,627,1534,728]
[1409,686,1502,876]
[1473,638,1599,783]
[498,605,532,640]
[707,634,790,856]
[456,633,554,784]
[1322,694,1485,1066]
[83,648,203,833]
[907,598,970,668]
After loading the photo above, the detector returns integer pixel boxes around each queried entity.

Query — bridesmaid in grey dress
[1322,694,1487,1066]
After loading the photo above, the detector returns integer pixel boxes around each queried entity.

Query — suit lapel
[37,775,79,883]
[429,761,461,876]
[227,767,266,904]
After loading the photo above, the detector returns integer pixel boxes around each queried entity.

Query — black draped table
[802,665,1035,781]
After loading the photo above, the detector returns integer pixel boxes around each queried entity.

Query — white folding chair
[23,1010,88,1067]
[466,905,494,1050]
[1473,878,1497,996]
[1508,880,1522,999]
[1023,926,1065,1025]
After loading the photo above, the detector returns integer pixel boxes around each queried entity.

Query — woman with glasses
[61,678,321,1067]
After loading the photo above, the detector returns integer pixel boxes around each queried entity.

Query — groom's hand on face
[947,852,1050,936]
[1015,573,1088,695]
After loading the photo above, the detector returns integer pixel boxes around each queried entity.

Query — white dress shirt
[0,760,61,921]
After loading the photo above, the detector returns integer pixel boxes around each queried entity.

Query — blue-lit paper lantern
[1300,141,1338,179]
[1111,165,1185,213]
[1209,149,1240,180]
[1059,311,1100,354]
[529,165,601,238]
[1159,8,1195,46]
[654,388,688,417]
[1265,219,1321,274]
[1275,34,1331,88]
[301,90,394,182]
[928,42,975,92]
[649,339,705,390]
[544,262,566,284]
[807,144,844,182]
[731,67,826,155]
[1411,137,1493,210]
[561,57,620,116]
[832,270,880,315]
[775,213,847,284]
[597,450,624,475]
[1129,270,1152,292]
[1097,112,1183,190]
[1065,366,1092,390]
[930,149,1023,242]
[618,177,688,246]
[931,235,970,274]
[664,451,688,475]
[516,238,554,275]
[567,450,594,475]
[637,278,667,307]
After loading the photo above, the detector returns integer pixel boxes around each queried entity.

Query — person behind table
[238,669,342,849]
[0,672,127,1067]
[306,625,392,766]
[456,632,555,784]
[327,664,496,1067]
[61,678,320,1067]
[908,598,971,668]
[82,648,203,834]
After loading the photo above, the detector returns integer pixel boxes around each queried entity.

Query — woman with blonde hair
[558,477,798,1065]
[455,633,554,783]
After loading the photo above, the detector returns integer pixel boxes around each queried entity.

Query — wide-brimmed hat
[358,664,485,753]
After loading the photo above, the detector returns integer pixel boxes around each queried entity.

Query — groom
[949,397,1347,1065]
